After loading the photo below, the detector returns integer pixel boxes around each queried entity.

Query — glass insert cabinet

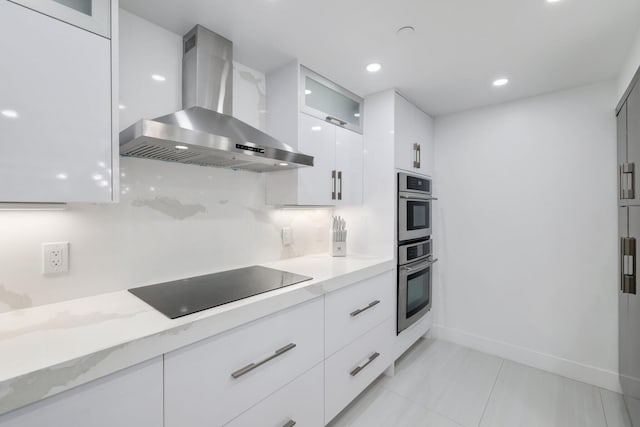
[300,66,363,134]
[9,0,111,38]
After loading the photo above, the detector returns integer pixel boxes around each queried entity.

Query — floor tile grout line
[381,387,466,427]
[598,388,610,427]
[476,358,505,427]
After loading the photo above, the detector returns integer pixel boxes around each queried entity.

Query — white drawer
[225,363,324,427]
[325,317,394,423]
[164,297,324,427]
[325,271,393,356]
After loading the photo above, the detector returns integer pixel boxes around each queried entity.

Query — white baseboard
[434,324,622,393]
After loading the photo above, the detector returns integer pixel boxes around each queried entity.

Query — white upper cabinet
[335,125,364,205]
[394,93,434,177]
[266,61,364,206]
[0,0,116,203]
[297,114,337,206]
[301,66,363,134]
[9,0,111,38]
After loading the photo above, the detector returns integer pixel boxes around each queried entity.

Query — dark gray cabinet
[620,207,640,404]
[619,83,640,205]
[618,76,640,423]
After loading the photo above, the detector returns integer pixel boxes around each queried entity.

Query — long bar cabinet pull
[332,170,337,200]
[350,352,380,376]
[326,116,347,127]
[231,343,296,379]
[621,163,636,199]
[350,300,381,317]
[622,237,637,295]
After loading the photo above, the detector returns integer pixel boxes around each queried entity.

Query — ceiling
[120,0,640,116]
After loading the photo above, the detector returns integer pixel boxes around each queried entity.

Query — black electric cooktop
[129,266,313,319]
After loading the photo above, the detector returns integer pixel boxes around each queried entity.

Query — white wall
[0,10,331,314]
[618,26,640,101]
[434,81,620,391]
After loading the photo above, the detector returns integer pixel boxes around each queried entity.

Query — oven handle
[401,258,438,273]
[399,194,438,201]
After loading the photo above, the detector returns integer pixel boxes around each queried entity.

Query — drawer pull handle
[326,115,347,127]
[350,352,380,377]
[350,300,381,317]
[283,420,296,427]
[231,343,297,379]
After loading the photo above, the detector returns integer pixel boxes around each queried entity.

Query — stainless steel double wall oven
[397,172,437,334]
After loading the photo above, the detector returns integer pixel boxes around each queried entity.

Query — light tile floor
[329,338,638,427]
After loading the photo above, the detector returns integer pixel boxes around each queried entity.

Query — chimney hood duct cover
[119,25,313,172]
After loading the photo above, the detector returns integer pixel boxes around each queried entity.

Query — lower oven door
[397,258,437,334]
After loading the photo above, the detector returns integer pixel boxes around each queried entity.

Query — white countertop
[0,254,393,416]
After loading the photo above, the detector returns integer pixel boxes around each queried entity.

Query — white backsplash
[0,10,332,313]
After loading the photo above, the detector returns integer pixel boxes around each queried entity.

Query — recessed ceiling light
[151,74,166,82]
[175,145,188,150]
[396,26,415,36]
[354,113,361,117]
[1,109,18,118]
[55,173,68,180]
[279,162,289,166]
[118,104,126,110]
[311,126,322,131]
[493,78,509,87]
[546,0,562,3]
[305,89,312,95]
[366,63,382,73]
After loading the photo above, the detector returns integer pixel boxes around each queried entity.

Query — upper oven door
[398,192,432,242]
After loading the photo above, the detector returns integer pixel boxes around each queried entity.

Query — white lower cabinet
[164,297,324,427]
[0,271,396,426]
[324,271,393,356]
[0,358,163,427]
[225,363,324,427]
[324,318,394,423]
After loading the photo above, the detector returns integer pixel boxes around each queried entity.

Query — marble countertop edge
[0,254,394,416]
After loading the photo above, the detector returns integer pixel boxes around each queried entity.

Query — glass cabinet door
[300,66,363,134]
[9,0,110,38]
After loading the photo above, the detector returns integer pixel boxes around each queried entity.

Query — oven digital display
[406,242,431,261]
[406,176,431,192]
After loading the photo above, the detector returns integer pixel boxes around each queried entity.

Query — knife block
[331,240,346,257]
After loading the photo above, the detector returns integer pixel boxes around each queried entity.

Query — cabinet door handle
[620,165,625,199]
[326,116,347,127]
[622,237,637,295]
[332,170,337,200]
[350,352,380,376]
[282,420,296,427]
[621,163,636,199]
[413,143,420,168]
[231,343,296,379]
[350,300,381,317]
[417,144,421,168]
[338,171,343,201]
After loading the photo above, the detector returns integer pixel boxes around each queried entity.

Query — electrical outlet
[42,242,69,275]
[282,227,293,246]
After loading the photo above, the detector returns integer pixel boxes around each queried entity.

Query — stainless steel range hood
[119,25,313,172]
